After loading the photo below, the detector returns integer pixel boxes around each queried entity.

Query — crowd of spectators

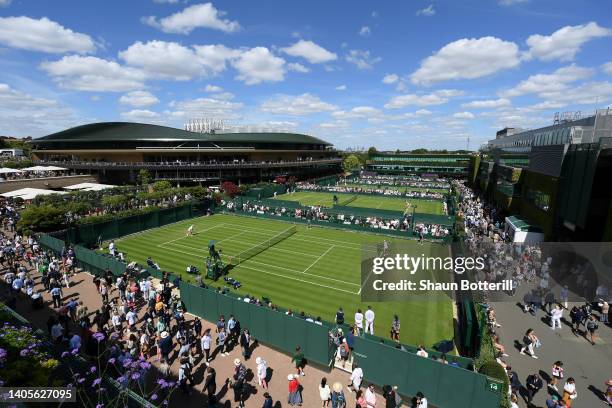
[296,182,446,200]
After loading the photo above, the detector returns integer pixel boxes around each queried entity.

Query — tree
[137,169,151,186]
[152,180,172,192]
[220,181,240,198]
[411,148,428,154]
[367,146,378,157]
[342,154,361,171]
[17,205,65,233]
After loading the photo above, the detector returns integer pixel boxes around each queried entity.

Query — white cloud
[415,109,433,116]
[0,0,12,7]
[453,111,475,119]
[120,109,161,122]
[603,62,612,75]
[335,85,347,91]
[119,41,205,80]
[40,55,146,92]
[287,62,310,73]
[359,26,371,37]
[384,89,463,109]
[462,98,511,109]
[281,40,337,64]
[416,5,436,16]
[332,106,382,120]
[168,96,243,119]
[0,83,79,136]
[143,2,240,34]
[119,91,159,108]
[345,49,381,70]
[538,81,612,105]
[498,0,529,5]
[153,0,179,3]
[500,65,594,97]
[261,93,337,116]
[204,84,223,92]
[410,37,520,85]
[0,16,95,53]
[193,44,242,75]
[525,22,611,62]
[382,73,399,84]
[232,47,285,85]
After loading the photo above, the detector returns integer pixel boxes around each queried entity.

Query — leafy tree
[367,146,378,157]
[342,154,361,171]
[220,181,240,198]
[16,205,65,233]
[152,180,172,192]
[411,148,428,154]
[137,169,151,186]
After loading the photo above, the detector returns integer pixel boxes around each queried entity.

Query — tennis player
[186,225,194,236]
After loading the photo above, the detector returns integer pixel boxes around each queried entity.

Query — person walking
[550,304,563,330]
[232,359,248,408]
[520,329,540,359]
[319,377,331,407]
[525,373,543,405]
[365,306,375,335]
[365,384,377,407]
[331,382,346,408]
[239,328,251,359]
[287,374,302,406]
[356,390,366,408]
[390,315,400,342]
[201,328,212,362]
[256,356,268,390]
[203,366,217,406]
[292,345,305,376]
[354,309,364,335]
[586,315,599,345]
[262,392,274,408]
[349,362,363,392]
[562,378,577,407]
[549,361,564,391]
[216,327,228,357]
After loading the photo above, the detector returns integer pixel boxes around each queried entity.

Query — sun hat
[160,331,169,339]
[332,382,342,393]
[287,374,294,380]
[256,357,262,364]
[234,358,241,366]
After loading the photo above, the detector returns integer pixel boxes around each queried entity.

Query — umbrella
[0,167,24,174]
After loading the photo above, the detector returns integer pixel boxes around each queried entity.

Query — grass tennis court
[343,182,449,193]
[112,213,454,346]
[274,191,446,215]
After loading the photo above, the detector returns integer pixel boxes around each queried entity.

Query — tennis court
[112,213,454,345]
[274,191,446,214]
[343,182,449,193]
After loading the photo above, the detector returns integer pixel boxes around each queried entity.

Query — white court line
[159,223,223,246]
[169,238,319,259]
[161,242,360,288]
[237,264,360,295]
[302,245,335,274]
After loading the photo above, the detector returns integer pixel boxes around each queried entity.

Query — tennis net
[228,225,297,266]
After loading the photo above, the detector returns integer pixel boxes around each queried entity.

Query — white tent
[1,187,67,200]
[0,167,24,174]
[64,182,117,191]
[22,165,68,172]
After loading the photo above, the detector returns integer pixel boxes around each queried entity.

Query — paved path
[492,301,611,408]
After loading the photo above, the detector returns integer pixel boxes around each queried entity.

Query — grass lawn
[274,191,445,215]
[112,213,454,347]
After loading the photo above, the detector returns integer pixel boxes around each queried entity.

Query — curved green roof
[34,122,331,146]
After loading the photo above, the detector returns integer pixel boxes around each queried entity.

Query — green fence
[351,334,502,407]
[60,201,211,247]
[313,175,340,186]
[179,282,334,366]
[244,184,287,199]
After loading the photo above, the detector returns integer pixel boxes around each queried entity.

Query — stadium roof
[34,122,331,146]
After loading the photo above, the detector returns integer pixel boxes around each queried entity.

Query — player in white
[186,225,194,236]
[382,240,390,257]
[108,241,115,257]
[365,306,375,335]
[354,309,364,335]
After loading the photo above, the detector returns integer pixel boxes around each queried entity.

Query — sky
[0,0,611,150]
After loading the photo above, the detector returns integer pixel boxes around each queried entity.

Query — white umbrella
[1,187,66,200]
[64,182,116,191]
[0,167,24,174]
[22,165,68,172]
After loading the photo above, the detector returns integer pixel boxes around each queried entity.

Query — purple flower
[150,394,158,401]
[90,366,97,373]
[61,351,69,358]
[108,358,115,365]
[77,378,85,384]
[157,379,167,388]
[71,348,79,355]
[0,380,4,387]
[96,404,104,408]
[139,361,151,370]
[168,381,175,388]
[19,349,29,357]
[131,373,140,380]
[92,332,105,342]
[0,348,7,359]
[92,378,102,387]
[117,376,126,383]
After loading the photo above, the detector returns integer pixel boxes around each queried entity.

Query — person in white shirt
[416,391,428,408]
[365,384,377,408]
[108,241,115,256]
[354,309,364,335]
[364,306,375,335]
[350,363,363,391]
[416,346,428,358]
[201,329,212,362]
[255,357,268,389]
[187,225,194,236]
[550,304,563,330]
[126,309,137,328]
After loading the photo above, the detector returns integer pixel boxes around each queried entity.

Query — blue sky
[0,0,611,150]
